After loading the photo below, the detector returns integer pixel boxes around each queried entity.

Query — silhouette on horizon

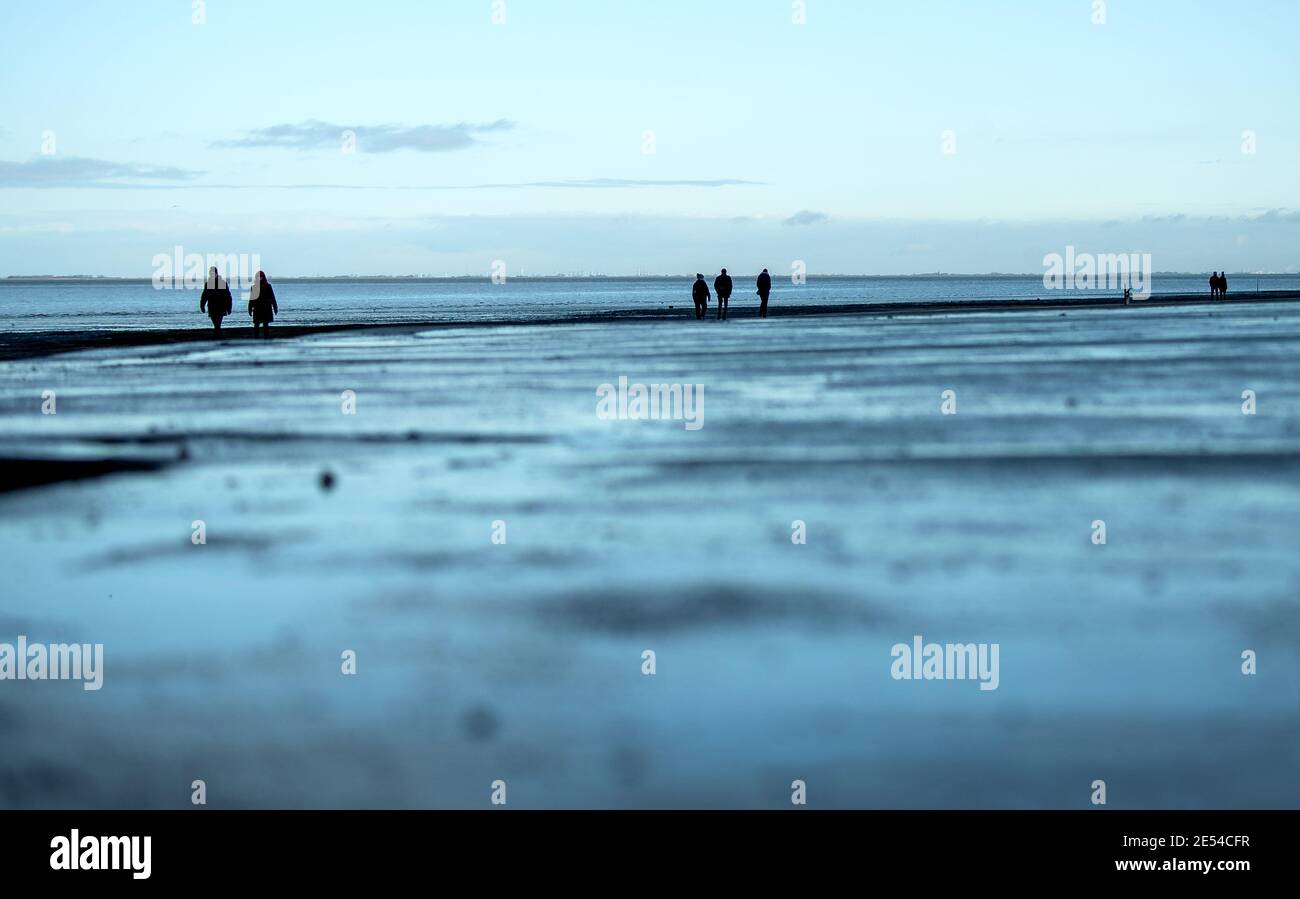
[1210,271,1231,300]
[199,267,234,331]
[692,274,710,320]
[249,271,279,337]
[714,269,733,320]
[756,268,772,318]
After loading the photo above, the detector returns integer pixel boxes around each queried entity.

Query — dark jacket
[200,278,233,318]
[756,271,772,296]
[714,274,733,299]
[692,280,710,303]
[249,280,279,323]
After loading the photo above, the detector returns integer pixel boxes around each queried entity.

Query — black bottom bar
[0,810,1279,884]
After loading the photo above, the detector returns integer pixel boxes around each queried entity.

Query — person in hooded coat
[714,268,733,320]
[692,274,710,320]
[199,266,234,331]
[249,270,279,337]
[756,268,772,318]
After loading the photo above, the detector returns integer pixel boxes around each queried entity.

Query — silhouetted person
[199,266,233,331]
[692,274,710,320]
[714,268,733,320]
[249,270,278,337]
[1209,272,1219,299]
[756,268,772,318]
[1220,271,1228,299]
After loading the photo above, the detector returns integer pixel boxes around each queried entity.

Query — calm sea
[3,274,1299,332]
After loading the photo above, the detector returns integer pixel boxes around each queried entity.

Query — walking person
[199,266,233,332]
[756,268,772,318]
[714,268,733,320]
[249,270,279,337]
[692,274,710,320]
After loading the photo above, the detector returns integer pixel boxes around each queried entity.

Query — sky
[1,0,1298,276]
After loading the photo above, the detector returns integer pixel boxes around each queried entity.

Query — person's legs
[759,294,768,318]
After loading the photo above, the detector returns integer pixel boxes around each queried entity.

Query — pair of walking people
[199,268,279,336]
[1210,271,1229,300]
[691,271,732,319]
[692,268,773,320]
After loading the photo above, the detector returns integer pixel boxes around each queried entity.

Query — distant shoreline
[3,289,1299,363]
[4,272,1297,284]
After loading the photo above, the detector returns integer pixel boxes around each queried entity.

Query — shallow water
[5,274,1300,332]
[1,302,1298,808]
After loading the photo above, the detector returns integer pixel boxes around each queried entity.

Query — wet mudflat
[1,302,1298,808]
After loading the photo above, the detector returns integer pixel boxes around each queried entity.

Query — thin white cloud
[217,177,765,190]
[20,177,763,191]
[783,210,829,226]
[210,120,514,153]
[0,156,203,187]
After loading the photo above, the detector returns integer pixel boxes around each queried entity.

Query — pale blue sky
[1,0,1298,275]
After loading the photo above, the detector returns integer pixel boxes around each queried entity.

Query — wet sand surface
[1,301,1299,808]
[3,290,1298,362]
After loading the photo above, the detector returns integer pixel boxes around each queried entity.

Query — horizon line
[4,271,1296,282]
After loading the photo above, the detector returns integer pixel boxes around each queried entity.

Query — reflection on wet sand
[1,303,1299,807]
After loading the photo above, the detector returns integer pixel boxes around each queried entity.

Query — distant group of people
[691,268,773,320]
[1210,271,1229,300]
[199,268,278,336]
[192,266,1251,334]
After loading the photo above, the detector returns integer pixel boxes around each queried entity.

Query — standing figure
[1210,272,1221,299]
[199,266,234,331]
[692,274,710,320]
[756,268,772,318]
[249,270,279,337]
[1219,270,1228,300]
[714,268,733,320]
